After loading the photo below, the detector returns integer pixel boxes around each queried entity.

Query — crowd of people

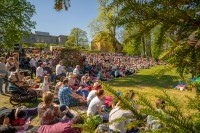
[0,49,165,133]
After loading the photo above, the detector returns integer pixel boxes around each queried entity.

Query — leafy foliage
[59,47,82,67]
[54,0,70,11]
[101,82,200,133]
[88,0,122,48]
[108,0,200,76]
[0,0,35,48]
[69,28,89,47]
[73,114,102,133]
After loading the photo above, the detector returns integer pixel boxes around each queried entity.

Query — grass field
[0,65,196,126]
[107,65,196,115]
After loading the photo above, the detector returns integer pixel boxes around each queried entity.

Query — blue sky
[27,0,99,41]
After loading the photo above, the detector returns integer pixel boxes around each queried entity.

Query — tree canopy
[67,28,89,47]
[108,0,200,76]
[0,0,35,48]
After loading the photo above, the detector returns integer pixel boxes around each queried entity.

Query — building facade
[21,31,68,45]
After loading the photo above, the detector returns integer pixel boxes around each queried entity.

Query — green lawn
[107,65,196,115]
[0,65,196,126]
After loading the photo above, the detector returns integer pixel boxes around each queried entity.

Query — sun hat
[93,82,101,90]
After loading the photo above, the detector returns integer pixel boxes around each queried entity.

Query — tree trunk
[142,36,146,57]
[148,34,152,57]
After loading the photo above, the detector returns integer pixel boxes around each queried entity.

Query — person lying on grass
[27,115,84,133]
[1,108,26,131]
[0,125,16,133]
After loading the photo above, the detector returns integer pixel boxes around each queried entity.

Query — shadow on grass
[108,74,178,89]
[23,98,42,108]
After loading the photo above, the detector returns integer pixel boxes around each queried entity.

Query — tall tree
[109,0,200,76]
[65,36,75,46]
[69,28,89,47]
[88,0,121,41]
[0,0,35,48]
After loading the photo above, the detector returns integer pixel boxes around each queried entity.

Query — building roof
[35,31,50,36]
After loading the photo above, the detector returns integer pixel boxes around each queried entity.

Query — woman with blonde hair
[38,91,73,125]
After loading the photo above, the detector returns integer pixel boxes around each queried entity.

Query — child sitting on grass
[42,76,50,92]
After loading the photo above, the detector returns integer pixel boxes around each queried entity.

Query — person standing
[29,56,37,79]
[5,57,15,73]
[36,63,44,82]
[0,57,9,94]
[13,53,19,70]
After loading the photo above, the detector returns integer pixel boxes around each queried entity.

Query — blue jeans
[0,70,9,93]
[48,74,56,82]
[95,112,109,121]
[59,105,74,119]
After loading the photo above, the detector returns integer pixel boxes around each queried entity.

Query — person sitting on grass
[125,90,139,111]
[146,99,166,130]
[109,100,136,133]
[54,76,65,96]
[87,82,102,105]
[41,76,50,93]
[0,108,26,131]
[56,61,66,78]
[87,89,109,121]
[8,69,34,92]
[36,62,44,82]
[97,70,107,81]
[73,65,82,79]
[68,73,78,90]
[58,79,87,107]
[38,91,73,125]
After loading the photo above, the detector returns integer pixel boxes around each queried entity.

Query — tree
[88,0,121,43]
[54,0,70,11]
[0,0,35,48]
[69,28,89,47]
[65,35,75,46]
[108,0,200,76]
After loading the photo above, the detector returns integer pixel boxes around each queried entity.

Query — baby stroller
[4,77,37,106]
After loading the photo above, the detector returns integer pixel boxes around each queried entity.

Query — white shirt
[5,62,11,71]
[36,66,44,78]
[56,64,64,75]
[73,68,80,75]
[109,107,133,133]
[87,96,101,116]
[42,79,49,92]
[87,90,97,105]
[29,58,37,67]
